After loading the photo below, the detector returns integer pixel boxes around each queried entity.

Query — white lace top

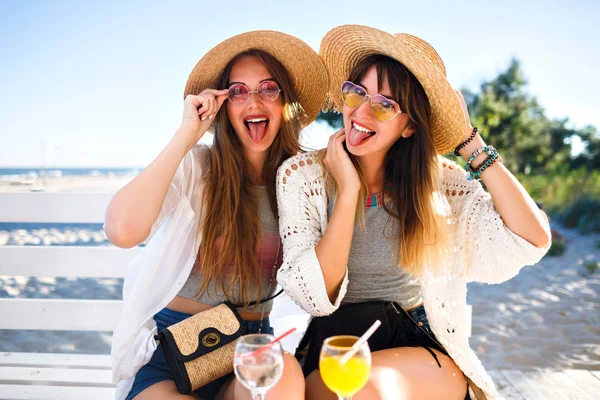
[275,151,551,400]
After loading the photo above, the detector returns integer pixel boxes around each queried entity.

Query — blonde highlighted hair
[195,50,303,304]
[321,54,450,275]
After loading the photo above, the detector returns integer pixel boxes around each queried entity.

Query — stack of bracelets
[454,127,502,181]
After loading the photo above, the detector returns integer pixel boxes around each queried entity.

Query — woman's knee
[365,347,467,400]
[276,352,305,393]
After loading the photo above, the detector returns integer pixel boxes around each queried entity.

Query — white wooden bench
[0,192,310,399]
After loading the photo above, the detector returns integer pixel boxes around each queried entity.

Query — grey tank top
[177,186,282,314]
[328,199,423,309]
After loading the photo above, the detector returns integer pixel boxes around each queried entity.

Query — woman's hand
[323,129,361,195]
[178,88,228,149]
[454,89,475,141]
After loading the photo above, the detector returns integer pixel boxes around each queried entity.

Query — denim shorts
[126,307,274,400]
[298,301,470,400]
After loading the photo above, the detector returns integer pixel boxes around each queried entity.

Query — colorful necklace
[365,185,393,208]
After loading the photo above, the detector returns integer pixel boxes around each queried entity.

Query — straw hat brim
[184,30,328,129]
[320,25,466,154]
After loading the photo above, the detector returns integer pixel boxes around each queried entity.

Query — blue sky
[1,0,598,167]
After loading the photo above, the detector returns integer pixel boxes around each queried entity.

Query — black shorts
[297,301,470,399]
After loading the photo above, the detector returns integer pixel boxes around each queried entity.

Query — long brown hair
[195,50,303,304]
[323,54,449,274]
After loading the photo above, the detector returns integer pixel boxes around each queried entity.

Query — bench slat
[0,366,113,386]
[0,299,122,331]
[0,193,113,223]
[0,353,111,369]
[0,246,140,278]
[0,384,115,400]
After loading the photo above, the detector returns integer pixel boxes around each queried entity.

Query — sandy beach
[0,177,598,372]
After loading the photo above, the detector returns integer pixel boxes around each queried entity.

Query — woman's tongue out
[244,115,269,143]
[348,122,375,146]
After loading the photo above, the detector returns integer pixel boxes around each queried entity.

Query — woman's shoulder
[181,144,210,177]
[175,144,210,199]
[278,150,325,182]
[189,144,210,164]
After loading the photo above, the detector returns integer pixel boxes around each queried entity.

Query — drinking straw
[339,320,381,365]
[239,327,297,359]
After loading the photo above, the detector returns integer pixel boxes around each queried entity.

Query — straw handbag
[157,293,280,394]
[158,241,282,394]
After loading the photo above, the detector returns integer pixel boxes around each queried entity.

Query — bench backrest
[0,192,137,332]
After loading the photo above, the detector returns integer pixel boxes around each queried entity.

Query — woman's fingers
[207,97,216,119]
[201,88,229,97]
[215,94,228,113]
[200,89,227,119]
[185,89,229,121]
[197,105,208,120]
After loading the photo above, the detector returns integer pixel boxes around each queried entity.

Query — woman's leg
[218,352,305,400]
[133,380,197,399]
[306,347,467,400]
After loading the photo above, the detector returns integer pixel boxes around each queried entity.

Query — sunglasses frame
[341,81,402,122]
[226,80,282,105]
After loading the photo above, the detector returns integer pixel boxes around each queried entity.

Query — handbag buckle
[202,332,221,348]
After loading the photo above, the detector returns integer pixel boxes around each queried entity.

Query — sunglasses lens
[228,83,249,104]
[341,81,365,108]
[372,95,400,121]
[258,81,280,102]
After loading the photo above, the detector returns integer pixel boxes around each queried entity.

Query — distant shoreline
[0,174,133,193]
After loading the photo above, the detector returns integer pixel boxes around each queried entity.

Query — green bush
[547,240,567,257]
[585,262,598,275]
[519,169,600,234]
[563,196,600,233]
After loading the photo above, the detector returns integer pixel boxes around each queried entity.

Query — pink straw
[240,327,297,359]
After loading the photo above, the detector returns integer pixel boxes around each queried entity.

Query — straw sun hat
[184,30,328,128]
[320,25,467,154]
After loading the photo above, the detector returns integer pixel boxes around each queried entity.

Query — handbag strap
[227,288,284,308]
[227,238,283,309]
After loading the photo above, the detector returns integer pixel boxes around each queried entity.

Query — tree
[467,58,576,175]
[315,111,343,130]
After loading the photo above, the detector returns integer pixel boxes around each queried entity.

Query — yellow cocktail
[319,335,372,400]
[320,356,370,397]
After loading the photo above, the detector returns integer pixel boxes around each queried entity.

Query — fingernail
[209,115,212,120]
[202,116,206,121]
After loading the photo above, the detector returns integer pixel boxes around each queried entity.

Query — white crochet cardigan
[275,152,551,400]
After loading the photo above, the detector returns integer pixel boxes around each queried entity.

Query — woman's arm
[315,190,358,301]
[455,90,550,248]
[104,90,227,248]
[104,132,192,248]
[315,129,361,301]
[276,153,351,316]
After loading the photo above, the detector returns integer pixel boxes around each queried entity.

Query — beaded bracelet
[466,148,500,181]
[470,152,499,180]
[464,145,493,170]
[454,127,478,156]
[472,146,500,170]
